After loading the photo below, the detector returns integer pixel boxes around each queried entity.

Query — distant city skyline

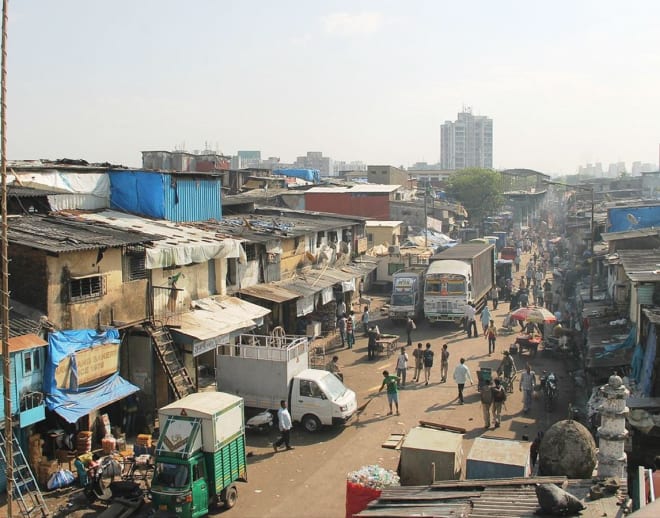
[6,1,660,175]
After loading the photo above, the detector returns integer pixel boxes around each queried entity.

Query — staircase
[146,324,195,400]
[0,430,49,517]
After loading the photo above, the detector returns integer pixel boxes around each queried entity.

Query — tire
[302,414,322,433]
[221,484,238,509]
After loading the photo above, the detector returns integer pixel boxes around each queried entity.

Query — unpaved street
[239,291,572,518]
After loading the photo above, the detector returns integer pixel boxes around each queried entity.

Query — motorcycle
[540,371,557,412]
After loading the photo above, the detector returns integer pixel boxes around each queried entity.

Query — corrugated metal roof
[8,334,48,353]
[58,210,243,261]
[617,248,660,282]
[357,477,625,518]
[8,213,160,252]
[238,283,300,303]
[365,220,404,227]
[602,228,660,242]
[307,184,399,194]
[173,296,270,341]
[7,185,61,197]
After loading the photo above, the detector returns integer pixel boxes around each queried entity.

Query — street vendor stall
[509,306,556,357]
[376,335,399,358]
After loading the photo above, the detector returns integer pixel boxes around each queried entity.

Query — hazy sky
[7,1,660,174]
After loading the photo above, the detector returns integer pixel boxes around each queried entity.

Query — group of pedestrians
[479,377,507,428]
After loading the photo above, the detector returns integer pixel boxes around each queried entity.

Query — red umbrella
[510,306,557,323]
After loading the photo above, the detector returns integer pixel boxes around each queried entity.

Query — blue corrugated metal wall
[163,176,223,222]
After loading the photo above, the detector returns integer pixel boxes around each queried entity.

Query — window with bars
[122,245,148,281]
[244,243,257,261]
[69,275,105,302]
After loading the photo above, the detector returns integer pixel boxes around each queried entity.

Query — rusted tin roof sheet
[8,213,160,252]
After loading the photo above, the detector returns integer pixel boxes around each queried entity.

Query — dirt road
[239,293,573,518]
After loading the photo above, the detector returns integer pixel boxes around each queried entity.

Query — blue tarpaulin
[109,170,166,218]
[45,329,139,424]
[595,326,636,359]
[272,168,320,183]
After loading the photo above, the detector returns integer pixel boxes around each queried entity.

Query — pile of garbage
[347,465,400,490]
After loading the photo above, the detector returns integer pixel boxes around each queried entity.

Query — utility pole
[1,0,13,515]
[424,180,428,248]
[589,187,594,301]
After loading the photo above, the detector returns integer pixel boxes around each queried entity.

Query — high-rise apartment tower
[440,108,493,169]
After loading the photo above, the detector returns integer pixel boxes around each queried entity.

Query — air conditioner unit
[388,245,401,255]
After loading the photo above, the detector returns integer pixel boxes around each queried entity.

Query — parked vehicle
[216,334,357,433]
[151,392,247,516]
[500,246,517,261]
[389,267,426,322]
[424,243,495,323]
[492,231,508,250]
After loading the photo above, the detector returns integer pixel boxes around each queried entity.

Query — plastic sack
[47,469,75,490]
[345,481,381,518]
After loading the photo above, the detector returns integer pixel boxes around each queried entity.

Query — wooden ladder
[146,324,195,400]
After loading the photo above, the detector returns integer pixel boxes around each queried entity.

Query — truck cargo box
[158,392,244,454]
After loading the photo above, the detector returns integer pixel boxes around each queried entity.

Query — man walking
[361,306,370,335]
[491,378,506,427]
[463,302,477,338]
[346,311,355,349]
[480,305,492,335]
[519,364,536,414]
[485,320,497,356]
[396,347,409,387]
[440,343,449,383]
[453,358,474,404]
[367,325,379,361]
[480,379,493,429]
[412,343,424,382]
[338,313,347,347]
[378,370,400,416]
[422,343,434,386]
[405,316,416,346]
[273,400,293,452]
[490,285,499,310]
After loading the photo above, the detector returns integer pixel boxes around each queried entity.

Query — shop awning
[46,372,139,424]
[175,296,271,342]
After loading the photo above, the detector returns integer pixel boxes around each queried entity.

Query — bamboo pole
[1,0,12,515]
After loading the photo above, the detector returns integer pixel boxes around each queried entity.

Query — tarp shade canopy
[47,372,139,424]
[45,328,139,423]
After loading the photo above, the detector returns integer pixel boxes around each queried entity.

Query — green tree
[445,168,504,225]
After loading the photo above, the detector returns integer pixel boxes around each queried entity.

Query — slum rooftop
[615,248,660,282]
[7,213,162,253]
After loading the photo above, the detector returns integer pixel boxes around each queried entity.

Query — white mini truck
[216,334,357,432]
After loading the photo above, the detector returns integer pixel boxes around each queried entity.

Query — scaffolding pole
[1,0,12,515]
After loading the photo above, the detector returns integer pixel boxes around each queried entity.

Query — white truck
[389,267,426,322]
[424,243,495,323]
[216,334,357,433]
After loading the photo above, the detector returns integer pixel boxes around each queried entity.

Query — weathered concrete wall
[45,248,148,329]
[9,245,49,313]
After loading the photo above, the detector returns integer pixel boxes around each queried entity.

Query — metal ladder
[145,324,195,400]
[0,430,49,517]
